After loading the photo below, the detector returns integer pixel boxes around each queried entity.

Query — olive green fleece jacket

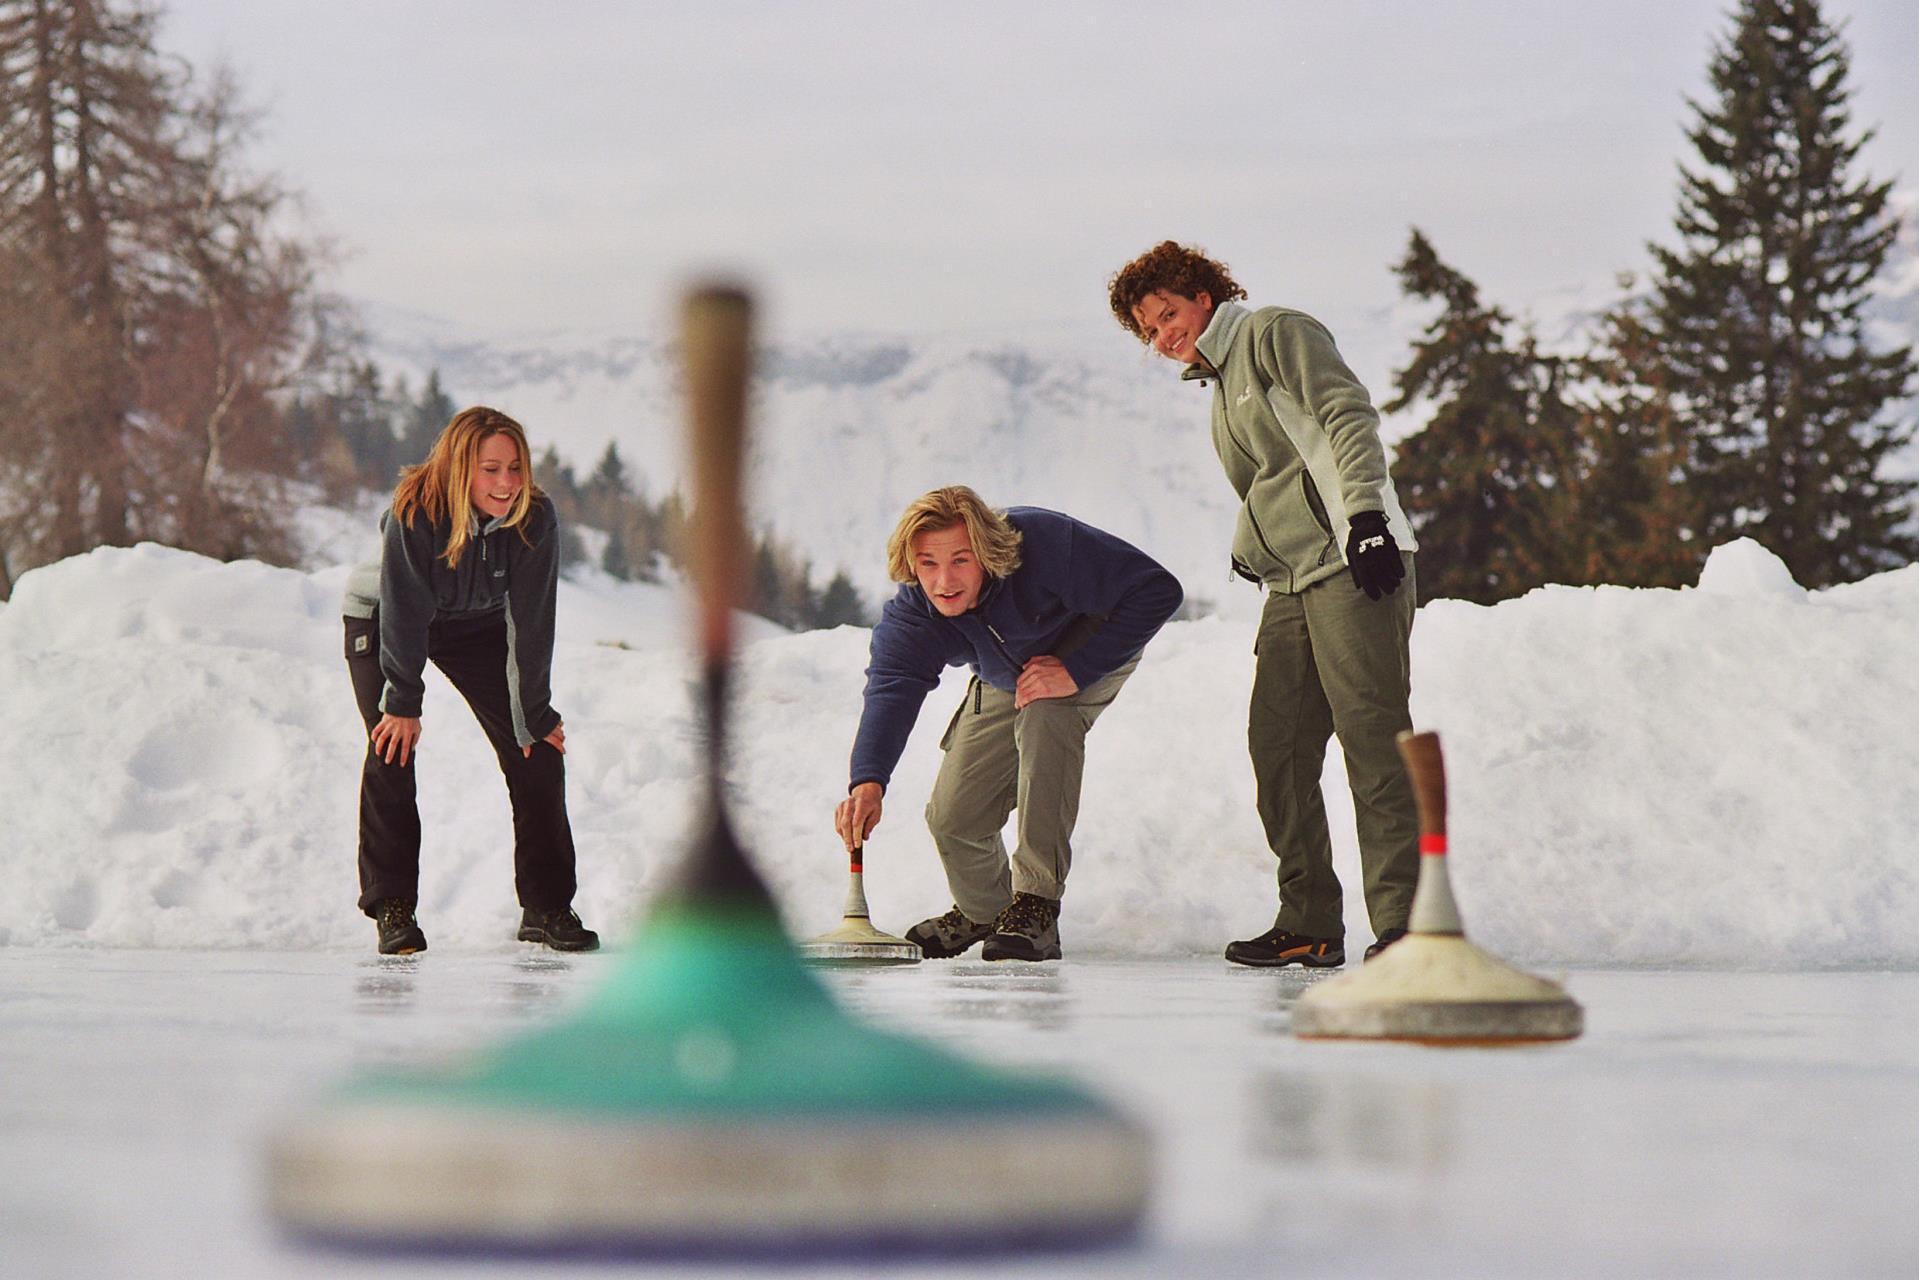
[1182,300,1415,593]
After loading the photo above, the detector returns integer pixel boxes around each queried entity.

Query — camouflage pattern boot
[904,905,996,958]
[981,892,1062,962]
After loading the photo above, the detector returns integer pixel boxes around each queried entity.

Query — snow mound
[1697,538,1805,599]
[0,546,1912,967]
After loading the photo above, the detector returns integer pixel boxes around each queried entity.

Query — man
[834,486,1181,962]
[1108,240,1418,968]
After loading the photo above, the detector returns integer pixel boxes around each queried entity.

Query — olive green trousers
[1250,556,1418,938]
[923,657,1138,924]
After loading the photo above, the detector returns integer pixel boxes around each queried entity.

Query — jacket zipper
[983,621,1019,674]
[1214,362,1294,586]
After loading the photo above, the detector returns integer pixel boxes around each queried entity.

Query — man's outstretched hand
[834,781,884,853]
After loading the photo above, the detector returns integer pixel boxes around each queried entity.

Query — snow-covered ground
[0,537,1911,965]
[0,533,1914,1276]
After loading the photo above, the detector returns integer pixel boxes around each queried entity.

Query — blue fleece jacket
[848,507,1182,791]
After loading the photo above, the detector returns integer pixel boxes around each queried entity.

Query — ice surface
[0,540,1912,966]
[0,951,1912,1278]
[0,533,1914,1275]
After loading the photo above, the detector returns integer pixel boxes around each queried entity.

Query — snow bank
[0,542,1912,966]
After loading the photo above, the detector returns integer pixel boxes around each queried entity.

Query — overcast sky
[163,1,1917,344]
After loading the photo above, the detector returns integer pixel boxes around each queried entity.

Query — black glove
[1344,510,1404,600]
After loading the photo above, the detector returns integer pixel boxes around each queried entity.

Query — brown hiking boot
[905,905,996,958]
[982,892,1062,962]
[1224,926,1343,969]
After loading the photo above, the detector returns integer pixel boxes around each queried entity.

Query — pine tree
[399,368,455,464]
[600,528,631,580]
[1566,300,1710,587]
[1383,230,1581,603]
[587,440,629,497]
[332,360,400,485]
[1628,0,1913,586]
[752,536,784,625]
[813,570,868,628]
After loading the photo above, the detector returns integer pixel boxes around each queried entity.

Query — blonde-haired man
[834,487,1182,961]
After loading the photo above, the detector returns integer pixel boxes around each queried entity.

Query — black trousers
[345,611,577,917]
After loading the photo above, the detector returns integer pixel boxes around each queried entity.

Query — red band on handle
[850,859,863,874]
[1420,834,1448,856]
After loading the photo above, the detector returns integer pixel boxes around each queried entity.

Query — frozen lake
[2,948,1913,1279]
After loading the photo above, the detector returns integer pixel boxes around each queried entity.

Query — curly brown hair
[1107,241,1247,341]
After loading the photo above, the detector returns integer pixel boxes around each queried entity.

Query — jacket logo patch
[1235,386,1255,406]
[353,635,370,654]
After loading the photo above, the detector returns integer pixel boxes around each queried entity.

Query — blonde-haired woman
[341,406,596,955]
[834,486,1182,961]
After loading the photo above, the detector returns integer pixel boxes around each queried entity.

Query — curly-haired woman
[1109,240,1418,970]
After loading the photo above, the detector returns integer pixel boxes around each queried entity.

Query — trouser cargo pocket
[344,615,377,660]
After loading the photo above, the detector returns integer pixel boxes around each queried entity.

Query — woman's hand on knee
[523,720,566,758]
[371,714,423,767]
[834,782,884,852]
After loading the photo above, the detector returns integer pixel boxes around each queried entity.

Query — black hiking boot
[517,907,600,952]
[982,892,1063,962]
[905,905,996,958]
[1364,927,1408,962]
[1224,925,1343,969]
[373,898,426,955]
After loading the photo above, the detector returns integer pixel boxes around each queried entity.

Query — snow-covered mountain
[360,213,1916,611]
[364,309,1272,617]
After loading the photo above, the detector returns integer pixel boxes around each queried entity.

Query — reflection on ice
[0,952,1911,1278]
[1251,1072,1457,1172]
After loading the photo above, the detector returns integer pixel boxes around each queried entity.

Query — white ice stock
[0,538,1912,966]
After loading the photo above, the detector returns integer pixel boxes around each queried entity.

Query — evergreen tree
[752,536,785,624]
[1384,230,1581,603]
[814,570,868,628]
[600,528,631,580]
[587,440,630,500]
[1625,0,1913,586]
[332,359,400,485]
[1567,301,1710,587]
[399,368,455,464]
[536,445,579,505]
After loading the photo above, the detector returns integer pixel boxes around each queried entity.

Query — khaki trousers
[1250,556,1418,938]
[923,657,1138,923]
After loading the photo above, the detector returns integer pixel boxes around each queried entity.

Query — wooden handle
[682,285,753,663]
[1395,730,1446,838]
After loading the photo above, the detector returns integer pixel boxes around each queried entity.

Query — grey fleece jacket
[341,495,563,748]
[1183,300,1415,593]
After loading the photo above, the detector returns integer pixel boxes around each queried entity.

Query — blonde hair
[391,406,543,568]
[885,486,1024,583]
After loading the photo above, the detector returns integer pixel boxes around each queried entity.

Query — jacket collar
[1193,299,1247,370]
[914,572,1007,619]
